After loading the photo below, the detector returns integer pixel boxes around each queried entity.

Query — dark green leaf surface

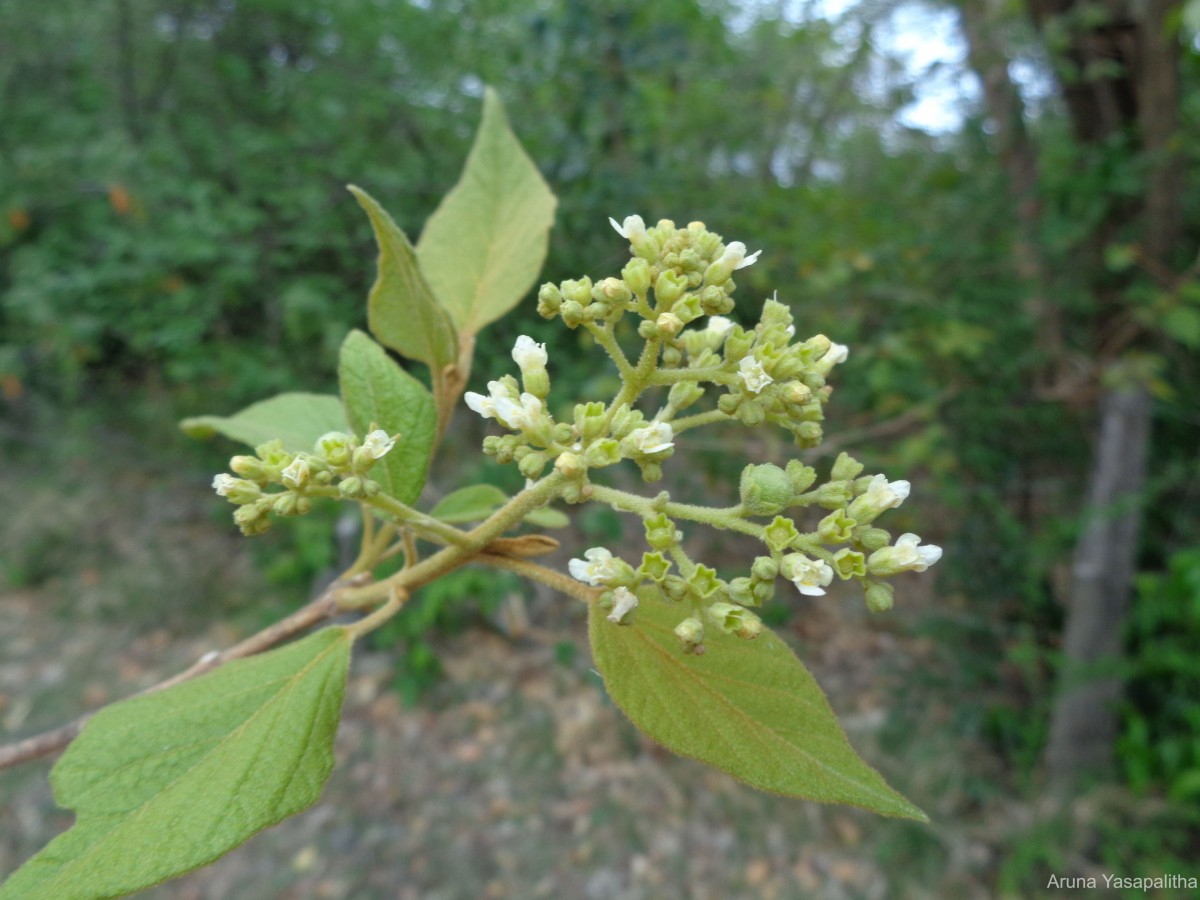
[348,185,458,369]
[588,598,927,820]
[179,393,347,453]
[338,330,436,506]
[0,629,352,900]
[416,87,557,335]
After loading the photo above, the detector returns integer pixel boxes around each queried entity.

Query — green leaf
[430,483,569,528]
[338,329,436,506]
[588,598,927,821]
[179,392,347,453]
[0,629,351,900]
[348,184,458,369]
[1162,306,1200,348]
[430,483,508,523]
[416,87,557,335]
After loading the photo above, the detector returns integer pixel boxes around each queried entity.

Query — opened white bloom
[738,355,774,394]
[706,315,735,338]
[494,392,544,431]
[784,554,834,596]
[862,473,911,510]
[825,342,849,365]
[628,421,675,455]
[212,474,238,497]
[606,586,639,624]
[569,547,624,586]
[464,380,510,419]
[891,533,943,572]
[512,335,548,371]
[281,457,310,489]
[719,241,762,270]
[362,429,396,459]
[608,214,647,241]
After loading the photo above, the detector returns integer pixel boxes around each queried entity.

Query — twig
[0,574,369,771]
[475,552,601,606]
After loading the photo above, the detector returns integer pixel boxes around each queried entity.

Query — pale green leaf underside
[179,392,347,453]
[338,330,435,506]
[430,483,568,529]
[588,599,927,821]
[0,629,352,900]
[348,184,458,369]
[416,87,557,335]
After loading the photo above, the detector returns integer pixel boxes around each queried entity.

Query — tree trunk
[1044,385,1151,779]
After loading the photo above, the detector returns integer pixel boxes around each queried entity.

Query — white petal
[213,474,236,496]
[568,558,593,584]
[609,216,628,238]
[890,480,911,504]
[735,249,762,270]
[796,583,827,597]
[512,335,548,369]
[606,587,639,624]
[362,429,396,459]
[706,315,734,337]
[464,392,492,418]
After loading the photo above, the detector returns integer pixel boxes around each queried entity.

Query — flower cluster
[212,428,396,535]
[460,213,941,652]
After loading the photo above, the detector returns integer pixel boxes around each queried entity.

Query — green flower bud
[661,574,689,602]
[697,285,727,315]
[482,435,502,456]
[736,400,766,427]
[853,526,891,552]
[622,258,652,296]
[315,432,354,469]
[795,421,823,446]
[656,311,684,337]
[672,293,703,324]
[361,479,382,497]
[229,455,267,481]
[718,392,742,414]
[668,380,705,412]
[864,581,894,614]
[723,327,755,362]
[662,345,683,368]
[338,476,365,499]
[764,515,801,553]
[518,452,547,481]
[832,548,867,580]
[536,282,562,318]
[705,602,762,639]
[583,439,621,468]
[814,480,851,510]
[561,277,593,306]
[273,493,300,517]
[831,452,863,482]
[654,270,688,306]
[254,439,289,465]
[739,463,793,516]
[638,461,663,483]
[674,615,704,651]
[751,579,775,605]
[637,319,657,340]
[751,556,779,582]
[638,552,671,583]
[728,577,755,606]
[234,502,271,536]
[644,512,680,550]
[561,300,586,328]
[554,451,586,479]
[785,460,817,493]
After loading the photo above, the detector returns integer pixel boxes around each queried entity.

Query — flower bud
[593,276,632,310]
[561,300,586,328]
[561,277,593,306]
[338,476,365,499]
[705,601,762,639]
[229,455,267,481]
[728,577,755,606]
[739,463,793,516]
[583,439,621,468]
[621,258,652,296]
[853,526,891,551]
[644,513,680,550]
[864,581,895,613]
[213,474,261,505]
[518,452,547,481]
[751,556,778,582]
[554,451,586,479]
[281,457,311,489]
[814,480,851,509]
[656,311,684,337]
[785,460,817,493]
[668,380,705,411]
[674,616,704,651]
[817,509,856,543]
[536,282,562,318]
[654,270,688,307]
[830,452,864,482]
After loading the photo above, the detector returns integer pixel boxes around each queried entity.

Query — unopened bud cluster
[212,429,396,535]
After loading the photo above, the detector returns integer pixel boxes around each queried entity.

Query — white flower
[569,547,623,586]
[861,474,910,511]
[783,555,834,596]
[706,316,735,338]
[719,241,762,270]
[891,533,943,572]
[606,586,639,625]
[281,457,310,489]
[512,335,548,371]
[825,342,849,365]
[494,392,544,431]
[628,421,675,455]
[361,429,396,459]
[464,380,510,419]
[212,474,238,497]
[609,214,647,241]
[738,355,774,394]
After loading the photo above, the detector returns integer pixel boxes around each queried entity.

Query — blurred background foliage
[2,0,1200,893]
